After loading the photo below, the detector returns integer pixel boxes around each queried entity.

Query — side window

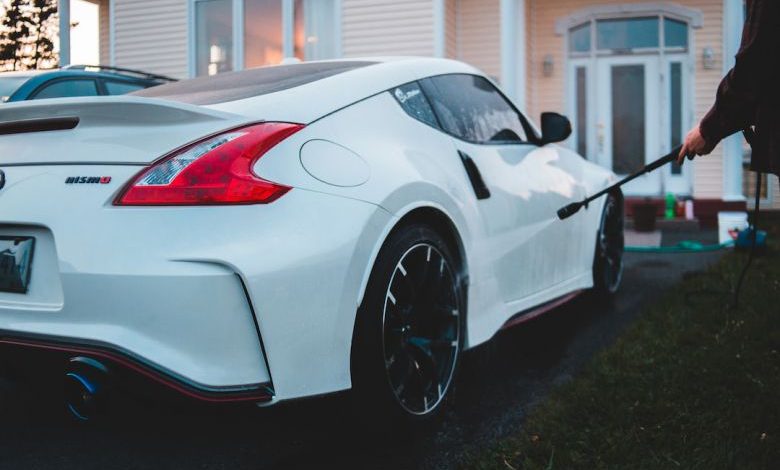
[33,79,99,99]
[104,81,147,95]
[420,74,527,143]
[391,82,440,129]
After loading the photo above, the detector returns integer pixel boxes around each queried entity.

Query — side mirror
[540,112,572,145]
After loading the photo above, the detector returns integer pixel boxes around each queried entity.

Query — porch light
[543,54,554,77]
[702,47,715,70]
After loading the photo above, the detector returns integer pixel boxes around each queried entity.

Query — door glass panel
[664,18,688,48]
[597,17,659,51]
[569,22,591,52]
[670,63,683,174]
[611,65,645,174]
[575,66,587,157]
[196,0,233,76]
[421,74,527,143]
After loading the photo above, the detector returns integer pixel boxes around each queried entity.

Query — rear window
[0,77,28,102]
[391,82,440,129]
[133,61,377,105]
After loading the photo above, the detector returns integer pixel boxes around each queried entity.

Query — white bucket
[717,211,749,244]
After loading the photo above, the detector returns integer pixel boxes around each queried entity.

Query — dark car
[0,65,176,103]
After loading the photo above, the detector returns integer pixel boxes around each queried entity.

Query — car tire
[592,192,625,297]
[351,224,464,430]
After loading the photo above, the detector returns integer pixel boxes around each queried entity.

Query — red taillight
[114,122,303,206]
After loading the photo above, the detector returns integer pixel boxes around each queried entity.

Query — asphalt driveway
[0,247,723,470]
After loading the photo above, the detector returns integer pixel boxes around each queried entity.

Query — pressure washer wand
[557,145,683,220]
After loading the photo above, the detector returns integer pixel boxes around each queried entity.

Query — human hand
[677,125,716,165]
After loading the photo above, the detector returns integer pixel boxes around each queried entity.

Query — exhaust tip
[64,357,109,422]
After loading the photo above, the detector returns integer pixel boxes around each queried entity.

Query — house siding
[341,0,435,57]
[456,0,500,79]
[113,0,188,79]
[445,0,457,58]
[98,0,110,65]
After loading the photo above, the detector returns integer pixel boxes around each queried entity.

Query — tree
[0,0,32,70]
[0,0,57,71]
[29,0,58,69]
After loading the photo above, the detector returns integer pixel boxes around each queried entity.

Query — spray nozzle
[557,202,583,220]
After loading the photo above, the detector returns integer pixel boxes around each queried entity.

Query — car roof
[133,60,378,105]
[0,70,47,79]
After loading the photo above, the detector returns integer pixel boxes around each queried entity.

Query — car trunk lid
[0,96,252,165]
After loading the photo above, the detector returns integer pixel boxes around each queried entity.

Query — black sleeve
[699,0,771,144]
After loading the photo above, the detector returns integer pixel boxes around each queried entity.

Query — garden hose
[625,240,734,253]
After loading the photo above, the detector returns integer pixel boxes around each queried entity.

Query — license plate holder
[0,236,35,294]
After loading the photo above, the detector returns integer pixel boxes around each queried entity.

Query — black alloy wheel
[352,224,464,426]
[594,193,625,295]
[382,242,460,415]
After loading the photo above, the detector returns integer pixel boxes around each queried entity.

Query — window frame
[188,0,342,78]
[566,13,691,58]
[397,73,540,147]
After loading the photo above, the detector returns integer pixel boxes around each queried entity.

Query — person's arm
[678,0,768,163]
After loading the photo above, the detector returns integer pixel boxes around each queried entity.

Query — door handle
[457,151,491,200]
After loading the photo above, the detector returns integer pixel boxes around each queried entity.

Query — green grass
[465,221,780,470]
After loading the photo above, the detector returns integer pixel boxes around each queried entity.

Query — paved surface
[0,242,723,470]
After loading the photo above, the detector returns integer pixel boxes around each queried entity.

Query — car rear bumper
[0,165,393,401]
[0,334,274,403]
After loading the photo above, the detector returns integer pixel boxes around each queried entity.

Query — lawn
[465,219,780,469]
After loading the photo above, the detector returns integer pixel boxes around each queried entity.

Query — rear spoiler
[0,96,237,129]
[0,116,79,136]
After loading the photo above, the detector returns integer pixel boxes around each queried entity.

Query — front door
[596,55,660,195]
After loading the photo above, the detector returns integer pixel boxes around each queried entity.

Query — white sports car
[0,58,623,423]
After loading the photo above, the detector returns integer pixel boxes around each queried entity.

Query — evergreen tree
[0,0,32,70]
[29,0,58,69]
[0,0,57,71]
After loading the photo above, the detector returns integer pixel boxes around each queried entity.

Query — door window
[104,81,147,95]
[32,79,99,99]
[610,64,646,174]
[669,62,683,174]
[575,66,588,157]
[420,74,527,144]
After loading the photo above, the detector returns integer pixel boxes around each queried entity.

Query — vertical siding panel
[445,0,457,58]
[113,0,189,79]
[528,0,724,199]
[525,0,535,118]
[98,0,110,65]
[341,0,435,57]
[456,0,500,79]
